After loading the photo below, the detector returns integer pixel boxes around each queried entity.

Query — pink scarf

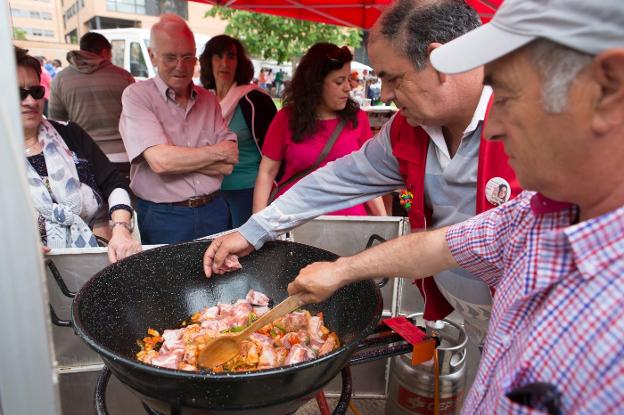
[217,84,267,124]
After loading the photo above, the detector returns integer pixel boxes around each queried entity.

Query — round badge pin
[485,177,511,206]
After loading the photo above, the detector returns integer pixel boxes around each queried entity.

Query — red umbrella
[190,0,502,29]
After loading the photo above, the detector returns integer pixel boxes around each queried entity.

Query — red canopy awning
[191,0,501,29]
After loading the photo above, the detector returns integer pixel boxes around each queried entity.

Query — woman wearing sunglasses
[15,46,140,262]
[253,43,386,216]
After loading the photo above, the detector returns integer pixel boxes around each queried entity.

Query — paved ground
[295,397,386,415]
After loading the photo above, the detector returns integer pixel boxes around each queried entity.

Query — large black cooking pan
[51,240,398,415]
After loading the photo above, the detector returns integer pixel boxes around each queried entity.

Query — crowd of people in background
[16,13,389,255]
[256,65,382,104]
[348,69,383,106]
[255,67,289,98]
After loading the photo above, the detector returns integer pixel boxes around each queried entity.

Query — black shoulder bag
[268,119,346,203]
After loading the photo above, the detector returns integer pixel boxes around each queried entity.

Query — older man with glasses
[120,14,238,244]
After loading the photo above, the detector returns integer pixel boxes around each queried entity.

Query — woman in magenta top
[253,43,386,216]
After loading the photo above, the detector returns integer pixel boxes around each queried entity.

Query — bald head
[148,14,197,96]
[150,13,195,53]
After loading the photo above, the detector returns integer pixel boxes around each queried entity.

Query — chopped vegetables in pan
[136,290,340,372]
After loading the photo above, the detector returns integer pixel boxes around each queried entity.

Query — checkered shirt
[446,191,624,414]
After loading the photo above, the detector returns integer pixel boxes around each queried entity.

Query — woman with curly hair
[253,43,386,216]
[199,35,277,227]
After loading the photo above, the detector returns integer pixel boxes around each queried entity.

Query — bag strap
[270,118,347,202]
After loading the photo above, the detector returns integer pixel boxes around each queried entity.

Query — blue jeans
[136,196,230,245]
[221,188,254,229]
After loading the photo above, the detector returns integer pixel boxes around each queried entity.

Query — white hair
[150,13,195,52]
[529,39,593,113]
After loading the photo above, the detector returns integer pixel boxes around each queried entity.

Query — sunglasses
[326,46,352,64]
[20,86,46,101]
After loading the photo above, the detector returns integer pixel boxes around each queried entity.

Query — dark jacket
[238,89,278,152]
[49,120,130,199]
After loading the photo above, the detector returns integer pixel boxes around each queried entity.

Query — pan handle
[49,304,72,327]
[366,234,390,289]
[348,330,413,366]
[46,259,76,298]
[46,259,75,328]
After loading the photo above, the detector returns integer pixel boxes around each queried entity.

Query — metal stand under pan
[94,365,354,415]
[92,325,414,415]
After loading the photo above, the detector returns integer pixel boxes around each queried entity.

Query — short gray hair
[529,39,593,113]
[150,13,194,52]
[376,0,482,70]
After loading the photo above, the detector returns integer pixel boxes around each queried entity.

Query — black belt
[171,191,220,208]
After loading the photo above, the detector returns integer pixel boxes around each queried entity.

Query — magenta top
[262,107,372,215]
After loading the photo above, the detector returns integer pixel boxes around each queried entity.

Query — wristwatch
[109,220,134,232]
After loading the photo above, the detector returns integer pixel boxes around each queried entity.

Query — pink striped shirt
[120,75,236,203]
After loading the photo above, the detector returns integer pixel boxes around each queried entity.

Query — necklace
[24,141,39,157]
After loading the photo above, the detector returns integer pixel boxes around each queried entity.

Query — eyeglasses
[19,86,45,101]
[160,53,197,66]
[326,46,352,64]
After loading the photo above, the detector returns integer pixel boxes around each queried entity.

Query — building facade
[60,0,226,44]
[10,0,64,43]
[9,0,225,62]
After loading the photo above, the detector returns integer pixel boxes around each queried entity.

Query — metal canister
[386,314,467,415]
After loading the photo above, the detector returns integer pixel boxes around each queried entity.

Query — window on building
[65,29,78,44]
[17,27,54,38]
[64,1,83,19]
[106,0,186,18]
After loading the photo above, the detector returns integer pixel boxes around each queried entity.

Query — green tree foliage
[206,8,362,64]
[13,28,27,40]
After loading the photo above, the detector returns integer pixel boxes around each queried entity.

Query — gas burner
[94,366,352,415]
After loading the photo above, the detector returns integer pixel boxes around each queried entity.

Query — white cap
[431,0,624,74]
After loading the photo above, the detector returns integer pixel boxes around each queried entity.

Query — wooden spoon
[197,294,304,370]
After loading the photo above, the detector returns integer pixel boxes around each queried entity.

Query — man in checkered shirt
[287,0,624,413]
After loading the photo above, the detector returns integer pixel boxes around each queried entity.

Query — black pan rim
[70,239,384,380]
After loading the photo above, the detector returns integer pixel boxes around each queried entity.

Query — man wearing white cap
[286,0,624,413]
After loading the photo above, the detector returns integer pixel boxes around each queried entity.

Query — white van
[93,28,210,81]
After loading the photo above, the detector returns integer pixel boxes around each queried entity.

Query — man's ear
[427,43,447,84]
[148,47,157,66]
[592,49,624,135]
